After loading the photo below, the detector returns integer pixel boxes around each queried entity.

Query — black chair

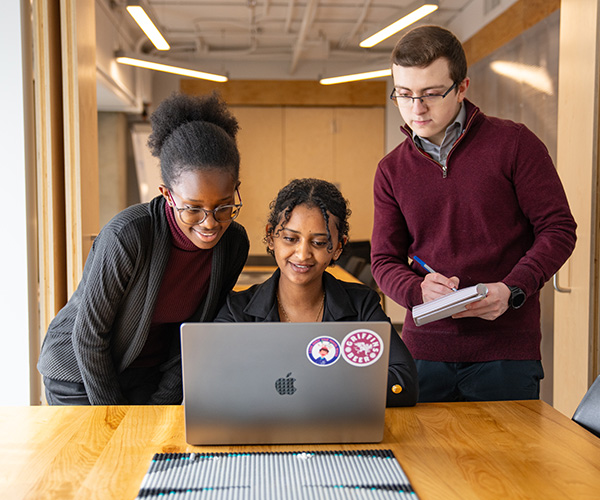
[245,254,276,266]
[572,374,600,438]
[336,240,371,270]
[343,256,367,278]
[357,262,377,289]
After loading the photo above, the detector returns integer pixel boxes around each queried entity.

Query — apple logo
[275,372,297,395]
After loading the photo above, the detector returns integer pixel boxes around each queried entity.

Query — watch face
[509,286,526,309]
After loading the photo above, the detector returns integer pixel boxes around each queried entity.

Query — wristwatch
[507,285,526,309]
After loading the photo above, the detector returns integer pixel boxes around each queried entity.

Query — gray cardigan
[38,196,249,405]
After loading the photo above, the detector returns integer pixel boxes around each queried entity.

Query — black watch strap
[507,286,526,309]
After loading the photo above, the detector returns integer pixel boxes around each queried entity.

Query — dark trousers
[415,359,544,402]
[43,366,162,405]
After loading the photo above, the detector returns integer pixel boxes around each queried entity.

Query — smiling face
[267,204,344,289]
[392,57,469,146]
[159,168,238,250]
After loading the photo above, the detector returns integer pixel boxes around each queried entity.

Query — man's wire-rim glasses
[390,82,458,107]
[167,188,243,225]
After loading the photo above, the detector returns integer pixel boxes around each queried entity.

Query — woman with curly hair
[215,178,418,406]
[38,92,249,405]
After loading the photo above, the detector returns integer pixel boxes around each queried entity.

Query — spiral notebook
[412,284,488,326]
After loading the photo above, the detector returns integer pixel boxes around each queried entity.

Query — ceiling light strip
[116,56,228,82]
[359,4,438,48]
[320,69,391,85]
[126,5,170,51]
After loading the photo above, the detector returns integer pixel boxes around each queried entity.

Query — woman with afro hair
[38,92,249,405]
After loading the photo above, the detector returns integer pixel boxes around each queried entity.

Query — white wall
[96,0,150,112]
[0,1,35,405]
[385,79,406,154]
[447,0,520,41]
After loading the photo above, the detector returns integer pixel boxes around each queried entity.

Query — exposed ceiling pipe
[284,0,295,33]
[246,0,257,43]
[262,0,271,17]
[338,0,373,49]
[192,19,253,32]
[159,44,388,61]
[289,0,319,74]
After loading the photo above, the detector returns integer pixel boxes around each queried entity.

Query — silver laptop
[180,321,391,445]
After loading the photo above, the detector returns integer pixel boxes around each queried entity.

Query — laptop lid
[180,321,391,445]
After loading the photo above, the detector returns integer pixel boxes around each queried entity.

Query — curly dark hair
[147,91,240,189]
[265,178,351,260]
[391,25,467,84]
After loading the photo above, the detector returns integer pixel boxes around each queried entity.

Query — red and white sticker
[341,329,384,367]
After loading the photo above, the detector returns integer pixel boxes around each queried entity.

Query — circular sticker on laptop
[306,337,341,366]
[341,329,384,367]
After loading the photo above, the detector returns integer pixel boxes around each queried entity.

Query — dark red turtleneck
[131,202,213,367]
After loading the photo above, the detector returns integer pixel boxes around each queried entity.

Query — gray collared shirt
[413,103,466,167]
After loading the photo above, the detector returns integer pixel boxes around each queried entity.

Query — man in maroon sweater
[371,25,577,402]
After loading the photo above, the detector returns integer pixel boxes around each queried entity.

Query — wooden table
[1,401,599,499]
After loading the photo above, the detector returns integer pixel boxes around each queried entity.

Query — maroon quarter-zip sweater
[371,99,576,362]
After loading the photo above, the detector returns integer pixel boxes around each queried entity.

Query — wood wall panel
[60,0,99,294]
[32,0,100,402]
[233,107,285,255]
[32,0,67,334]
[284,108,335,182]
[463,0,561,66]
[181,80,387,107]
[553,0,600,416]
[333,108,384,241]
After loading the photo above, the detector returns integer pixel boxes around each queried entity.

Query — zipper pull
[442,165,448,178]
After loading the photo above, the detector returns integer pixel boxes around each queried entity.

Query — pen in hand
[412,255,458,292]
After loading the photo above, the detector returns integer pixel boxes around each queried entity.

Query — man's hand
[452,282,511,321]
[421,273,460,302]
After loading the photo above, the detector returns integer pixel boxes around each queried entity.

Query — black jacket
[215,268,418,406]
